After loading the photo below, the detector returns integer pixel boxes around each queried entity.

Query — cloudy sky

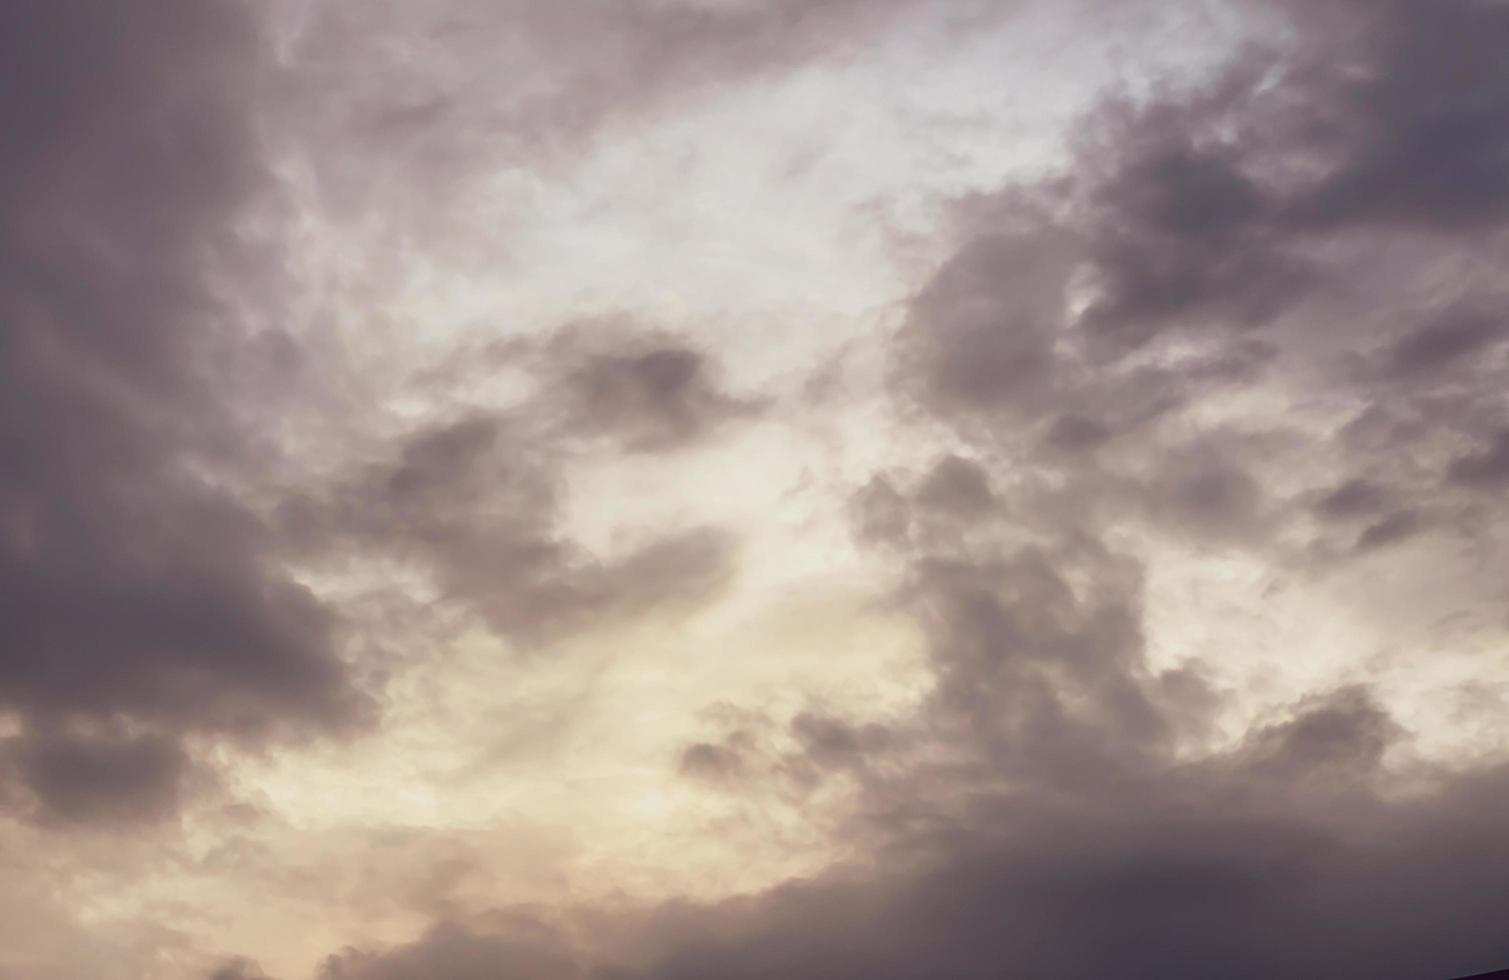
[3,0,1509,977]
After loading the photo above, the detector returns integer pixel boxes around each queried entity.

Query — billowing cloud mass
[0,0,370,829]
[3,0,1507,979]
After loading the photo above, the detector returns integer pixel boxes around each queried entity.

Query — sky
[2,0,1508,978]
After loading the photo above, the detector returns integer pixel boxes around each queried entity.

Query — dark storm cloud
[0,0,368,824]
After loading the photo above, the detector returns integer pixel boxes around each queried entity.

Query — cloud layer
[2,1,1506,978]
[292,1,1509,977]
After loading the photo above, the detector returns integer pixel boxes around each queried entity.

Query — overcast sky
[3,1,1509,978]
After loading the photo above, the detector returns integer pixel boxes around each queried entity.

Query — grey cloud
[278,0,969,238]
[0,0,367,824]
[1144,446,1268,545]
[321,764,1509,980]
[1235,685,1401,788]
[884,507,1178,786]
[614,6,1509,974]
[898,229,1074,420]
[684,707,897,787]
[223,0,1509,975]
[849,475,914,550]
[789,712,894,773]
[913,455,995,521]
[421,322,765,455]
[916,0,1509,362]
[841,462,1185,804]
[894,0,1509,572]
[283,408,739,642]
[634,764,1509,980]
[1042,414,1113,453]
[1448,431,1509,490]
[209,961,277,980]
[677,741,747,784]
[1314,478,1391,519]
[589,529,738,620]
[578,2,1509,975]
[540,326,764,454]
[1385,311,1506,378]
[1069,0,1509,350]
[1355,508,1423,552]
[849,454,1009,555]
[1,728,190,826]
[1077,117,1301,349]
[318,916,586,980]
[1281,0,1509,231]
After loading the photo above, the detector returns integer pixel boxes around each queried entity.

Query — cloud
[275,322,757,647]
[316,915,585,980]
[1448,430,1509,490]
[284,0,952,166]
[636,761,1509,980]
[539,325,764,454]
[280,397,741,642]
[0,728,190,826]
[270,0,993,250]
[677,741,748,784]
[1279,0,1509,231]
[0,0,368,824]
[893,0,1509,565]
[285,1,1509,977]
[310,684,1509,980]
[209,960,277,980]
[1384,310,1506,379]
